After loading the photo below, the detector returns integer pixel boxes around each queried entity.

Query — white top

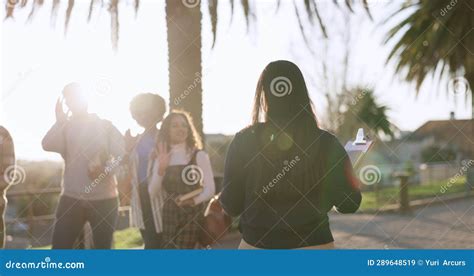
[149,143,216,205]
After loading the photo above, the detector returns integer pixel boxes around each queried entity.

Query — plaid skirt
[162,193,204,249]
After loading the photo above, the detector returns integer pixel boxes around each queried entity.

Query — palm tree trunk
[166,0,204,140]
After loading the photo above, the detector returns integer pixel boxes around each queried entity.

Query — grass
[113,227,143,249]
[360,177,469,210]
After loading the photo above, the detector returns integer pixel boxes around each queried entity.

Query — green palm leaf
[384,0,473,100]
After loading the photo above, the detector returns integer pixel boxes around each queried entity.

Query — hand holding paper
[344,128,374,168]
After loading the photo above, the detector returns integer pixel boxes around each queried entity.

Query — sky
[1,0,472,160]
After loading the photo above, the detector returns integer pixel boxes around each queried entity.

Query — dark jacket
[220,123,361,249]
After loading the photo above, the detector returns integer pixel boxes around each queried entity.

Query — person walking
[220,60,362,249]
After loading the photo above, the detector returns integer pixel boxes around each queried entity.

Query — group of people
[1,60,362,250]
[41,83,215,249]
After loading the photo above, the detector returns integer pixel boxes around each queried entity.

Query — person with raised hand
[123,93,167,249]
[149,111,215,249]
[42,83,125,249]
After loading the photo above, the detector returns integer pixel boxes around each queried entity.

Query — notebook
[177,187,204,203]
[344,128,374,168]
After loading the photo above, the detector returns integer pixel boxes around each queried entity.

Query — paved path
[214,198,474,249]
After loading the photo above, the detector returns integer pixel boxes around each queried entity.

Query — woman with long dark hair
[149,111,215,249]
[219,60,361,249]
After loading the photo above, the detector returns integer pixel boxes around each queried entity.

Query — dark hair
[252,60,319,127]
[130,93,166,123]
[251,60,323,199]
[158,110,203,152]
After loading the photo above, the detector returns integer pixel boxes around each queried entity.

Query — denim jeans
[52,195,118,249]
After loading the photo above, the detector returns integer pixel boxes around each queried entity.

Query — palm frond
[362,0,373,20]
[87,0,97,22]
[344,0,354,13]
[109,0,119,50]
[134,0,139,16]
[385,0,474,93]
[5,4,15,19]
[51,0,60,26]
[27,0,44,21]
[64,0,74,35]
[303,0,313,23]
[311,0,328,38]
[293,0,317,53]
[208,0,218,48]
[6,0,372,52]
[241,0,250,30]
[275,0,282,13]
[228,0,235,25]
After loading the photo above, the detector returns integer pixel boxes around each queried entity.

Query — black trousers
[52,195,118,249]
[138,184,163,249]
